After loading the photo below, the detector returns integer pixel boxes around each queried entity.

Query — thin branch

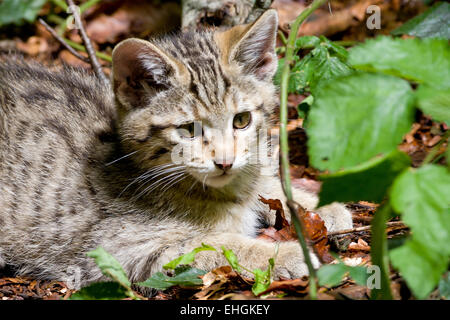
[38,18,90,63]
[66,0,108,85]
[327,221,408,237]
[279,0,328,300]
[63,38,112,62]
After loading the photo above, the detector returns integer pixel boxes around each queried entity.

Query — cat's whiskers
[132,167,186,201]
[105,150,140,166]
[117,163,178,198]
[202,174,208,191]
[158,172,189,198]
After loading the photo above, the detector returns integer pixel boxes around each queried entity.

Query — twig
[63,38,112,62]
[38,18,90,63]
[66,0,108,85]
[279,0,328,300]
[351,214,373,223]
[327,221,408,237]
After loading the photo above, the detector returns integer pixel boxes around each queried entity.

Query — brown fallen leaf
[271,0,306,31]
[298,0,383,37]
[259,196,289,230]
[195,266,250,300]
[258,196,333,263]
[329,283,369,300]
[348,238,371,252]
[259,277,309,296]
[298,208,334,263]
[86,1,180,44]
[16,36,49,56]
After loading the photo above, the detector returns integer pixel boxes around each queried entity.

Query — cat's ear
[218,9,278,81]
[112,38,188,110]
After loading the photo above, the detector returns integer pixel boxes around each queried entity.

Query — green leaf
[295,36,321,49]
[320,36,349,61]
[308,73,415,171]
[348,266,370,286]
[308,46,353,94]
[292,45,352,95]
[391,2,450,39]
[438,272,450,299]
[390,165,450,255]
[318,150,411,206]
[0,0,47,26]
[163,243,216,270]
[415,85,450,124]
[318,263,370,288]
[221,246,241,273]
[390,239,449,299]
[317,263,348,287]
[276,37,351,95]
[138,268,206,290]
[297,95,313,119]
[389,165,450,299]
[137,272,174,290]
[349,37,450,89]
[69,282,128,300]
[252,268,271,296]
[169,267,206,286]
[87,247,131,289]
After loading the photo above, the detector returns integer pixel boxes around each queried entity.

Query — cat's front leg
[260,175,353,232]
[181,233,320,280]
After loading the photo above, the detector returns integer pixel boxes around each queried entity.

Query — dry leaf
[348,238,371,252]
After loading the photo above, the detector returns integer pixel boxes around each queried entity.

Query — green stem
[278,30,287,45]
[79,0,101,12]
[50,0,68,10]
[51,0,101,36]
[64,38,112,62]
[238,264,255,275]
[279,0,327,300]
[370,204,393,299]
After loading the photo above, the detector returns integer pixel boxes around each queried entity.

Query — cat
[0,9,352,292]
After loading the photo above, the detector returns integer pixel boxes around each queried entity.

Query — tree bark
[181,0,273,30]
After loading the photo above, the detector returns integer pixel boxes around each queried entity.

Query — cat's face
[112,10,278,189]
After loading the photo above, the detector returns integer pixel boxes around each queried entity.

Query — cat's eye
[233,112,252,130]
[177,122,196,139]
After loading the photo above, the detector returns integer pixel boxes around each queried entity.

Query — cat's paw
[273,242,321,279]
[316,202,353,232]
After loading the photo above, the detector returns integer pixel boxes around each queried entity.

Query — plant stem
[39,18,90,63]
[278,30,287,45]
[279,0,327,300]
[50,0,68,10]
[370,204,393,299]
[67,0,109,85]
[64,38,112,62]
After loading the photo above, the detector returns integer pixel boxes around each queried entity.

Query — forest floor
[0,0,447,300]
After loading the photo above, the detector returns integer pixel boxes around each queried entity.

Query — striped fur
[0,10,352,293]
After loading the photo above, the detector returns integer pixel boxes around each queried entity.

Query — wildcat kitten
[0,10,352,290]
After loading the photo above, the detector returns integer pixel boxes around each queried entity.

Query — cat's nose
[214,160,233,171]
